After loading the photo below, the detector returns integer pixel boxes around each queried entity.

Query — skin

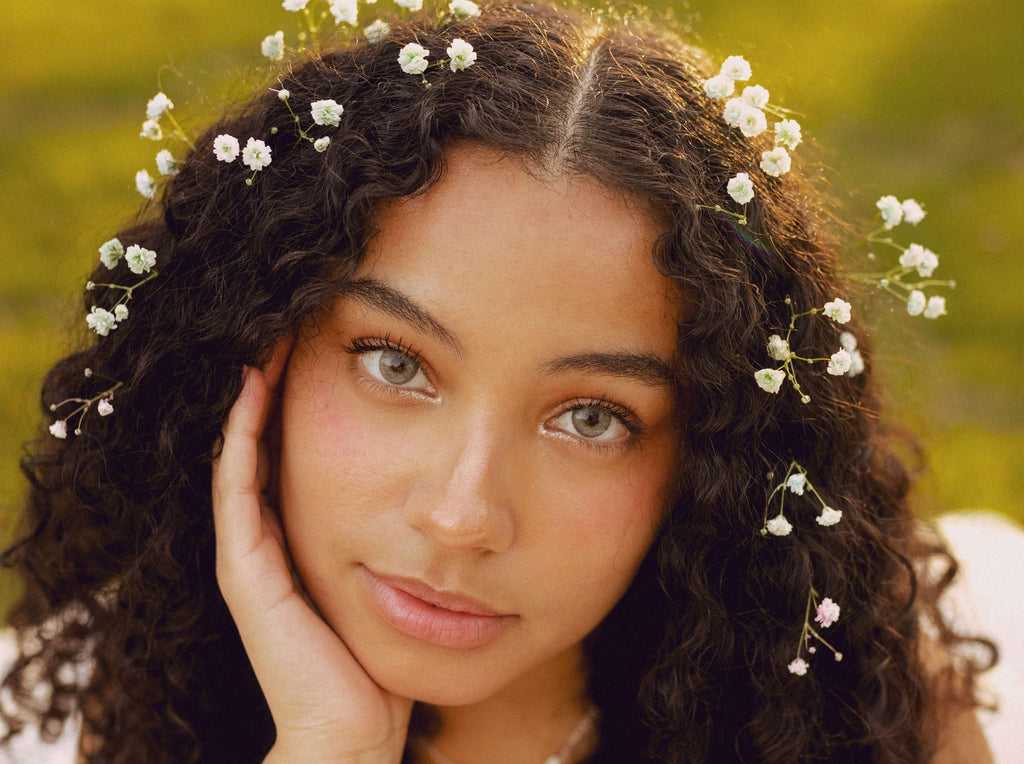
[214,146,683,763]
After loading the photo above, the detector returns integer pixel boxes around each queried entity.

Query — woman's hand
[212,344,413,763]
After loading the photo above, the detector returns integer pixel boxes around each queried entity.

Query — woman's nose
[401,424,516,554]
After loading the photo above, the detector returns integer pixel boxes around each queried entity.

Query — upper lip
[367,568,510,617]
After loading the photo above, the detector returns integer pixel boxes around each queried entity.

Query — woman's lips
[362,566,516,649]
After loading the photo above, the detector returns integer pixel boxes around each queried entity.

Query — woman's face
[278,146,682,706]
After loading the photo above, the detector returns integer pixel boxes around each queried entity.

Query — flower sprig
[787,588,843,676]
[398,37,477,86]
[762,460,843,537]
[48,370,123,440]
[85,239,160,336]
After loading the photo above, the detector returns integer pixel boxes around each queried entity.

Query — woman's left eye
[358,347,433,393]
[548,404,636,443]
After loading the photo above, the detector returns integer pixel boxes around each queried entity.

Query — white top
[1,511,1021,763]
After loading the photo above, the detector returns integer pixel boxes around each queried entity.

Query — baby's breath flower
[741,84,769,109]
[449,0,481,19]
[213,134,241,163]
[822,298,852,324]
[241,137,273,172]
[901,198,926,225]
[330,0,358,26]
[311,99,345,127]
[446,39,477,72]
[839,331,857,352]
[848,350,864,377]
[767,515,793,537]
[721,98,745,128]
[917,247,939,277]
[738,106,768,138]
[767,334,791,361]
[98,238,125,269]
[155,149,178,176]
[786,472,806,495]
[86,307,118,337]
[49,420,68,439]
[906,289,926,316]
[395,0,424,9]
[815,598,841,628]
[398,42,430,75]
[278,89,290,101]
[827,348,852,376]
[262,31,285,60]
[923,295,947,319]
[899,242,924,271]
[720,55,752,82]
[97,398,114,417]
[876,194,903,229]
[125,244,157,274]
[760,147,791,177]
[816,506,843,526]
[754,368,786,394]
[727,172,755,204]
[113,304,129,322]
[139,119,163,141]
[703,74,735,100]
[775,119,802,150]
[787,657,808,676]
[365,19,390,43]
[145,92,173,120]
[135,169,156,199]
[313,136,331,153]
[282,0,309,10]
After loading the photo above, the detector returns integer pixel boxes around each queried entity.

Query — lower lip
[362,568,516,650]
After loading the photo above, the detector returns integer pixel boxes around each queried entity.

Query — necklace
[414,706,599,764]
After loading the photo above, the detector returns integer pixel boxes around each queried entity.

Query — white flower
[97,398,115,417]
[446,39,477,72]
[311,99,345,127]
[923,296,947,319]
[139,119,163,141]
[741,84,769,109]
[395,0,423,9]
[876,194,903,229]
[822,298,852,324]
[721,98,746,128]
[278,89,291,101]
[156,149,178,176]
[449,0,481,18]
[899,242,925,271]
[727,172,755,205]
[113,304,129,322]
[838,331,857,352]
[135,169,156,199]
[816,506,843,526]
[125,244,157,274]
[786,473,806,495]
[98,238,125,269]
[815,598,841,628]
[738,107,768,138]
[787,657,808,676]
[313,136,331,153]
[398,42,430,75]
[901,198,926,225]
[145,92,173,120]
[754,368,786,394]
[86,306,118,337]
[241,137,273,172]
[213,134,241,163]
[827,348,852,376]
[720,55,751,81]
[775,119,802,150]
[767,515,793,537]
[917,247,939,277]
[760,147,791,177]
[262,31,285,60]
[364,20,390,43]
[848,349,864,377]
[766,334,791,361]
[49,420,68,439]
[703,74,735,100]
[330,0,358,25]
[906,289,926,316]
[282,0,309,10]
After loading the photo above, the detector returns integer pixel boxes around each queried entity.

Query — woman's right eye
[357,347,433,394]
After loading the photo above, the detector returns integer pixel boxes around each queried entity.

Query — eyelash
[342,334,645,449]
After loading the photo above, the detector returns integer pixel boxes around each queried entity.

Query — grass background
[1,0,1022,615]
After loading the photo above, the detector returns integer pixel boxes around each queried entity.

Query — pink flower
[787,657,808,676]
[815,597,840,628]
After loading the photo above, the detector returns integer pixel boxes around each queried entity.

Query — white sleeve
[937,511,1024,764]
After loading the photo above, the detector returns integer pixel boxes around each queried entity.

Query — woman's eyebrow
[344,277,463,355]
[541,352,677,389]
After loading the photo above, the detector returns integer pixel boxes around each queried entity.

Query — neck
[416,645,595,764]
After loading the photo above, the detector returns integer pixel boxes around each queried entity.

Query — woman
[0,2,996,761]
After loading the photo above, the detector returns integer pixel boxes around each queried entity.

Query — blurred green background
[1,0,1022,614]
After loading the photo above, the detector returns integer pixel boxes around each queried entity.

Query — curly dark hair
[1,2,992,762]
